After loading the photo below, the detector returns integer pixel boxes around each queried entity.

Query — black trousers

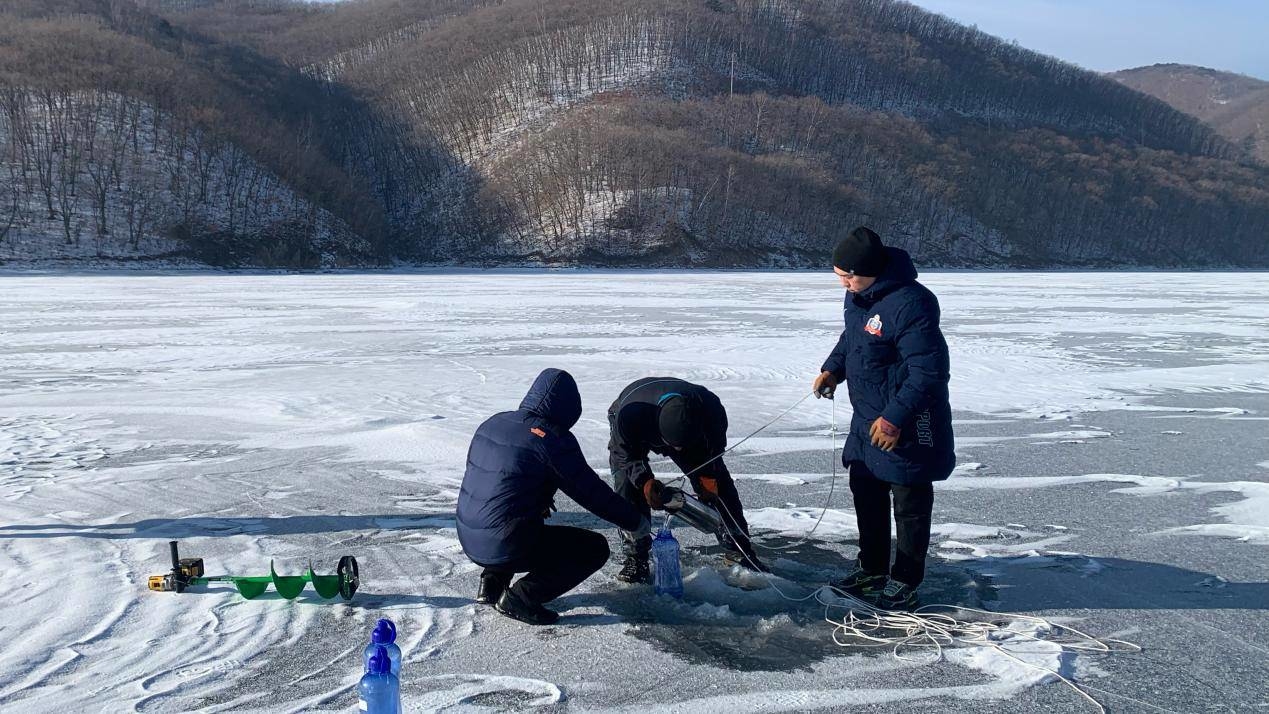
[849,461,934,587]
[614,466,752,559]
[479,526,610,605]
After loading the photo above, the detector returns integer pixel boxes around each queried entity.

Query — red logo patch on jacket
[530,427,546,438]
[865,314,883,336]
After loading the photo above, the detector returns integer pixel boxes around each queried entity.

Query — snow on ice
[1,271,1267,711]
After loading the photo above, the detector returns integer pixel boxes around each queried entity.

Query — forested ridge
[2,0,1266,268]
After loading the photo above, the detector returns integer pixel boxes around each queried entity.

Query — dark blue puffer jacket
[456,368,642,567]
[821,248,956,485]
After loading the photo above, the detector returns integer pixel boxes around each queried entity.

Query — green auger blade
[308,563,342,599]
[271,561,307,600]
[232,576,271,600]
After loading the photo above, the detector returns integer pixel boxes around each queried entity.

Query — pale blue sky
[908,0,1269,79]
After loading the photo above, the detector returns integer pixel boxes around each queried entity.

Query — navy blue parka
[821,248,956,485]
[457,369,642,567]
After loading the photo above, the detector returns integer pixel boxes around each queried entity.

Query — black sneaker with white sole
[874,579,919,611]
[828,561,888,601]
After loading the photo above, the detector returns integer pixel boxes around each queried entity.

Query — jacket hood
[860,247,918,300]
[519,368,583,430]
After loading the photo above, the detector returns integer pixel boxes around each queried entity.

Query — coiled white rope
[817,588,1143,714]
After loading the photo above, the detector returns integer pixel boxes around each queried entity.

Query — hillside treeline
[2,0,1266,267]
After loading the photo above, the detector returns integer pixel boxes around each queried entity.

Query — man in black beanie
[813,226,955,610]
[607,377,766,582]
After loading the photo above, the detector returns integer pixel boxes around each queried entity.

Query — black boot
[476,570,510,605]
[494,587,560,626]
[616,554,651,584]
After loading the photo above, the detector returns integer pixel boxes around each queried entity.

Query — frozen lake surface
[1,271,1267,712]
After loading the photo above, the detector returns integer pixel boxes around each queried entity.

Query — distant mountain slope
[1112,63,1269,163]
[3,0,1267,268]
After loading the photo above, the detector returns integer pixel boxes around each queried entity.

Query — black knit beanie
[658,396,702,448]
[832,226,889,277]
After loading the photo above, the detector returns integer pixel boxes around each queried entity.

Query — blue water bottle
[358,645,401,714]
[651,526,684,599]
[363,619,402,675]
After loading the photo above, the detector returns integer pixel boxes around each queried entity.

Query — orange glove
[697,476,720,503]
[869,417,900,451]
[642,479,666,510]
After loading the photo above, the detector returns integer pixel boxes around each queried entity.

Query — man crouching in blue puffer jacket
[457,368,650,625]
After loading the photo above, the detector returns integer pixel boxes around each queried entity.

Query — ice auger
[147,540,359,601]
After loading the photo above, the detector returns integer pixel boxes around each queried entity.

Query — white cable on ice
[746,395,840,551]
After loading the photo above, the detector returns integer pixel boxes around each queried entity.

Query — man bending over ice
[607,377,767,583]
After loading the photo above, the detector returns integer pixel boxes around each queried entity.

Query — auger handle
[168,540,185,593]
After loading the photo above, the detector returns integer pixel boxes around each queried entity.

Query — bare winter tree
[46,90,88,245]
[1,136,19,245]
